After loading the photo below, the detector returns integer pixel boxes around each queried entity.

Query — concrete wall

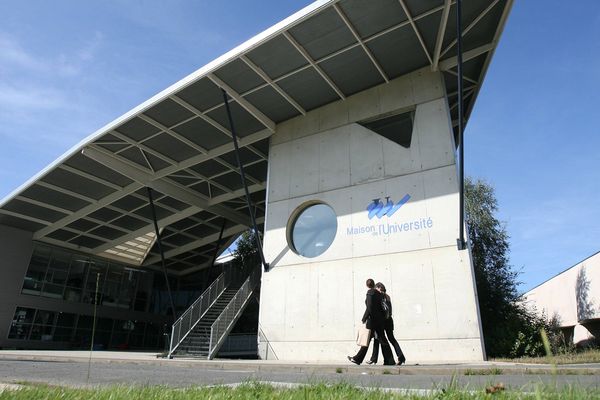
[0,224,34,347]
[259,68,485,362]
[524,251,600,344]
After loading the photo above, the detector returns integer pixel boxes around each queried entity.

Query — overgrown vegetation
[467,178,600,359]
[494,348,600,365]
[466,178,563,359]
[2,382,600,400]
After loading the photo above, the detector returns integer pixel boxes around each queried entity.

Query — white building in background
[524,252,600,346]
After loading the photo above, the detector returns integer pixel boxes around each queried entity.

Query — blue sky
[1,1,598,291]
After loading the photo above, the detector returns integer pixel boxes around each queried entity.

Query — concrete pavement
[0,350,598,391]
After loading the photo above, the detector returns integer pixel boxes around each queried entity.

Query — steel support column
[456,0,466,251]
[147,187,178,317]
[221,89,269,272]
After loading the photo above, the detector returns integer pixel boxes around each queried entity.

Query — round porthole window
[288,202,337,258]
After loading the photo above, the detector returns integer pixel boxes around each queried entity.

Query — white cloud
[0,82,69,110]
[0,31,104,77]
[0,34,45,71]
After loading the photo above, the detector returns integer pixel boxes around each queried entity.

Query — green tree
[233,230,260,270]
[465,177,547,357]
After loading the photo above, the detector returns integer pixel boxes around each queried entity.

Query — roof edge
[0,0,336,208]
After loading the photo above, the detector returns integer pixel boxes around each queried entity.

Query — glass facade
[22,244,153,312]
[11,242,209,349]
[8,306,164,349]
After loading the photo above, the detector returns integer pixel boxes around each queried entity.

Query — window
[358,110,414,148]
[8,307,35,340]
[20,244,161,315]
[288,203,337,258]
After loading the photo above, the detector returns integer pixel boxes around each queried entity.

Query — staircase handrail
[208,265,261,359]
[168,265,231,358]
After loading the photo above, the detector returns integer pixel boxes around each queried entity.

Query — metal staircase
[168,264,260,359]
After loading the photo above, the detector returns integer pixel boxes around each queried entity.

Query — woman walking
[367,282,406,365]
[348,279,395,365]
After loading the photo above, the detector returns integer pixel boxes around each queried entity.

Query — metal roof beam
[15,195,73,216]
[33,128,271,240]
[143,216,264,267]
[438,42,494,71]
[35,181,97,204]
[218,4,451,102]
[241,55,307,115]
[440,0,501,59]
[283,31,346,100]
[449,89,475,112]
[81,146,251,227]
[445,69,478,85]
[91,182,265,254]
[33,182,140,240]
[398,0,433,65]
[462,0,514,127]
[333,4,389,83]
[0,209,52,226]
[110,130,177,167]
[59,164,125,191]
[168,95,268,161]
[136,114,252,194]
[207,73,276,132]
[432,0,452,71]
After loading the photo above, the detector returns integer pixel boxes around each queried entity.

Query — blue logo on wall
[366,194,411,219]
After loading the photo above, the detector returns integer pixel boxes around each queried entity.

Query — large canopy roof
[0,0,512,275]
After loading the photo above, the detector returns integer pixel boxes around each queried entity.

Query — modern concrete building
[524,252,600,347]
[0,0,512,362]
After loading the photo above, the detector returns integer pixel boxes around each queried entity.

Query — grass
[523,368,597,376]
[2,382,600,400]
[463,368,503,375]
[493,349,600,365]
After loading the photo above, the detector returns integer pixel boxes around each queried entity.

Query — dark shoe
[384,360,396,366]
[347,356,360,365]
[397,357,406,366]
[366,360,376,365]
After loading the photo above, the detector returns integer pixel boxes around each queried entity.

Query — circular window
[288,203,337,258]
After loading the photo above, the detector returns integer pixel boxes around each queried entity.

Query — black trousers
[371,318,405,363]
[352,325,394,365]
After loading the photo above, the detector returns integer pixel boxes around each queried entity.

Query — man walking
[348,278,395,365]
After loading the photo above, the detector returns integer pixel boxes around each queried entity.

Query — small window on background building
[288,202,337,258]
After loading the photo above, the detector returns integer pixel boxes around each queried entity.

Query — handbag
[356,323,371,347]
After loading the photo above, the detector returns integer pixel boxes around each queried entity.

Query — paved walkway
[0,350,598,375]
[0,350,598,391]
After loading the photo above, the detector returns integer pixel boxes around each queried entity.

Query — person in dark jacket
[348,279,395,365]
[367,282,406,365]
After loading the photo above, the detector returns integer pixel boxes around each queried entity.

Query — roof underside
[0,0,511,276]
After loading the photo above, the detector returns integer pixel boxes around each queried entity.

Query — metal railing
[208,265,261,359]
[168,266,231,358]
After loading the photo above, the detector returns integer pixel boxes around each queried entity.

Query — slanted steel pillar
[221,89,269,272]
[456,0,467,251]
[147,187,177,317]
